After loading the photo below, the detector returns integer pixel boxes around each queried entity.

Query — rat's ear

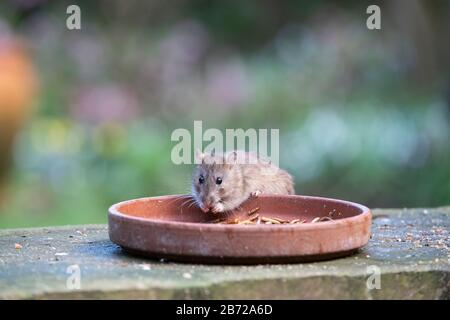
[226,151,237,165]
[195,148,205,164]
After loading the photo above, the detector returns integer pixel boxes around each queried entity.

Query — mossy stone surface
[0,207,449,299]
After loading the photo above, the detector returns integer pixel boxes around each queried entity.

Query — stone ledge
[0,207,449,299]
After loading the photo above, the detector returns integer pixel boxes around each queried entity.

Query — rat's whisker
[180,197,196,208]
[168,194,191,201]
[188,201,198,209]
[166,197,188,207]
[228,203,242,213]
[219,200,240,215]
[182,198,196,206]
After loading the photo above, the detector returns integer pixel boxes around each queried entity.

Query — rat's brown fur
[192,150,294,213]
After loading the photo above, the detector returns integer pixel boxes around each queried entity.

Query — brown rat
[192,150,295,213]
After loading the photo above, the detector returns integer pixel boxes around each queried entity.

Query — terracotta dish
[108,194,371,264]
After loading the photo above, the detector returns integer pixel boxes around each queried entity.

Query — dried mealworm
[271,217,290,223]
[247,207,260,215]
[222,218,239,224]
[261,217,281,224]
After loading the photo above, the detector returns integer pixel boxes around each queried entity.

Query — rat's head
[192,150,244,213]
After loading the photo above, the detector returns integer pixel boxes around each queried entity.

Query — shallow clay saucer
[108,194,371,264]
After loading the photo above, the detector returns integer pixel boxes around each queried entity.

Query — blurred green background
[0,0,449,228]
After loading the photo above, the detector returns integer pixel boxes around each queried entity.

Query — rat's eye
[215,177,222,185]
[199,175,205,184]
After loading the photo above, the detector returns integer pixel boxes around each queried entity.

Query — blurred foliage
[0,0,449,228]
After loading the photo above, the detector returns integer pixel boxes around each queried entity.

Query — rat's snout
[200,198,216,213]
[204,204,214,213]
[200,205,211,213]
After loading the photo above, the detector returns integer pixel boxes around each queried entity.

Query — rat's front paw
[250,190,262,197]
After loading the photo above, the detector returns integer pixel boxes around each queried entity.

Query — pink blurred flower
[70,85,139,124]
[159,20,209,85]
[206,56,251,108]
